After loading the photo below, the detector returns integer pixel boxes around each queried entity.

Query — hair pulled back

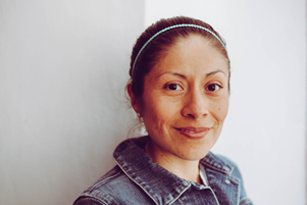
[129,16,230,100]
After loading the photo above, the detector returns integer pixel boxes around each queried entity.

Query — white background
[0,0,306,205]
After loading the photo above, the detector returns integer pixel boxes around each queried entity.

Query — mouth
[175,127,211,139]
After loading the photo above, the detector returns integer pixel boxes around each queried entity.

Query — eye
[165,83,183,91]
[206,83,222,92]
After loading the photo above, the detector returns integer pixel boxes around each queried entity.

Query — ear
[127,83,141,114]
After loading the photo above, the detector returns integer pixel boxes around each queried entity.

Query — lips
[175,127,211,139]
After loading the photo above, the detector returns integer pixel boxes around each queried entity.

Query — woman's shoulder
[73,161,157,205]
[73,166,130,205]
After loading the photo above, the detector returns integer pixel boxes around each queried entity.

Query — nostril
[187,113,195,118]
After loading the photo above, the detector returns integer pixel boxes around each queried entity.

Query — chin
[177,148,211,161]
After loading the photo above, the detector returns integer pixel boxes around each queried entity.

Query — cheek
[141,96,164,125]
[214,97,229,122]
[141,95,180,128]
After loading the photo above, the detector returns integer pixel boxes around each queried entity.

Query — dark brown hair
[129,16,230,100]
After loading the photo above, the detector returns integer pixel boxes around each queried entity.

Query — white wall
[145,0,306,204]
[1,1,306,205]
[0,1,144,204]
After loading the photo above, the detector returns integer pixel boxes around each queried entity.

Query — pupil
[208,85,216,91]
[169,84,177,90]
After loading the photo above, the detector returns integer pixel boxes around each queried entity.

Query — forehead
[151,35,229,77]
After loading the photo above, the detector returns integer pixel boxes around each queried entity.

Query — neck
[145,141,201,183]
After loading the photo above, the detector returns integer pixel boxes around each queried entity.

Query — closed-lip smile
[175,127,211,139]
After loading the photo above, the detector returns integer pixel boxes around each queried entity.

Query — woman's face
[136,35,229,161]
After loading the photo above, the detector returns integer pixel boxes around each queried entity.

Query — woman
[74,16,253,205]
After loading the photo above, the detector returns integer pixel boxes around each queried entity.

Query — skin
[128,34,229,183]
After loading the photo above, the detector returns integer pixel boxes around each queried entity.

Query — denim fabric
[74,136,253,205]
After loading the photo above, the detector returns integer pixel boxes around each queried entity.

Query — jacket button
[225,179,231,184]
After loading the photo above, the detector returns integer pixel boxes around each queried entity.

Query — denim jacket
[74,136,253,205]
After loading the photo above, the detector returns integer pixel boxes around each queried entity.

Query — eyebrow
[206,70,227,77]
[156,72,187,79]
[157,69,227,79]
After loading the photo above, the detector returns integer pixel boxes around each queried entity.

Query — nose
[181,88,209,119]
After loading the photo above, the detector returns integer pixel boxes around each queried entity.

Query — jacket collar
[113,136,233,205]
[201,152,234,175]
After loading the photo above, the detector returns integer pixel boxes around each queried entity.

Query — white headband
[131,24,226,76]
